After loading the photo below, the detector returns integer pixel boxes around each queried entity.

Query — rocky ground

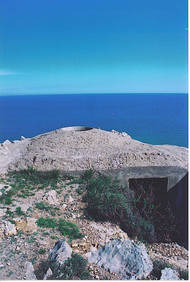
[0,170,188,280]
[0,128,188,280]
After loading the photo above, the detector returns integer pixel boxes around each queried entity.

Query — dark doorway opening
[129,177,180,244]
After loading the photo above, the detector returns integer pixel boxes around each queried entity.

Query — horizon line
[0,92,188,97]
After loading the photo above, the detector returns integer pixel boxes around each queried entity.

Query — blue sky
[0,0,188,95]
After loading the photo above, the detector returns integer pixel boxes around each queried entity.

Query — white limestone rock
[25,261,37,280]
[62,204,67,210]
[0,208,6,217]
[49,239,72,267]
[44,190,59,205]
[88,239,153,280]
[66,195,74,204]
[43,268,53,280]
[3,220,17,236]
[160,268,180,280]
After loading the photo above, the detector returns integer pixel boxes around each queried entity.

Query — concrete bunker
[103,166,188,248]
[61,126,93,132]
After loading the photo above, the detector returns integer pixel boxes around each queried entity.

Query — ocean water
[0,93,188,147]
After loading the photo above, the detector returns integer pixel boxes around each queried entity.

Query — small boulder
[3,140,12,147]
[66,195,74,204]
[0,222,4,238]
[3,220,17,236]
[0,184,4,189]
[25,261,37,280]
[160,268,180,280]
[62,204,67,210]
[43,268,53,280]
[49,239,72,267]
[88,239,153,280]
[44,190,59,205]
[0,208,6,217]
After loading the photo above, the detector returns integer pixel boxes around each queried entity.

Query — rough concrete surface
[0,128,188,175]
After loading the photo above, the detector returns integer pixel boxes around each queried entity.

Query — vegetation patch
[35,201,59,216]
[0,168,70,205]
[78,170,154,242]
[36,217,83,240]
[58,219,83,239]
[36,217,57,229]
[15,207,27,217]
[49,253,91,280]
[38,248,46,255]
[77,170,178,243]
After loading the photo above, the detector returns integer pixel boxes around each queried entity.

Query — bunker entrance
[129,177,180,244]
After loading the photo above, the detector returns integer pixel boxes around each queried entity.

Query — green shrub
[36,217,83,240]
[36,217,57,228]
[81,173,155,242]
[81,170,95,182]
[58,219,84,240]
[179,270,189,280]
[15,207,26,216]
[35,201,50,211]
[35,201,59,216]
[49,253,91,280]
[38,248,46,254]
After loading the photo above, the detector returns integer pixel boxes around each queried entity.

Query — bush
[82,172,155,242]
[179,270,189,280]
[49,253,91,280]
[58,219,84,240]
[15,207,26,216]
[36,217,57,228]
[36,217,84,240]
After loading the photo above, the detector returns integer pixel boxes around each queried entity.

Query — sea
[0,93,188,147]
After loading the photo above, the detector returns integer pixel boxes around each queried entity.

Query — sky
[0,0,188,95]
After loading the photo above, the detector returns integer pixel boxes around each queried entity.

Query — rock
[3,140,12,147]
[44,190,59,205]
[15,217,37,233]
[43,268,53,280]
[3,220,17,236]
[84,252,91,259]
[160,267,180,280]
[0,184,4,189]
[0,208,6,217]
[0,222,4,238]
[66,195,74,204]
[90,246,97,252]
[88,239,153,280]
[62,204,67,210]
[49,239,72,267]
[25,261,37,280]
[0,183,11,192]
[21,136,26,140]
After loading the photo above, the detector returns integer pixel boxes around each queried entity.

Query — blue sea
[0,94,188,147]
